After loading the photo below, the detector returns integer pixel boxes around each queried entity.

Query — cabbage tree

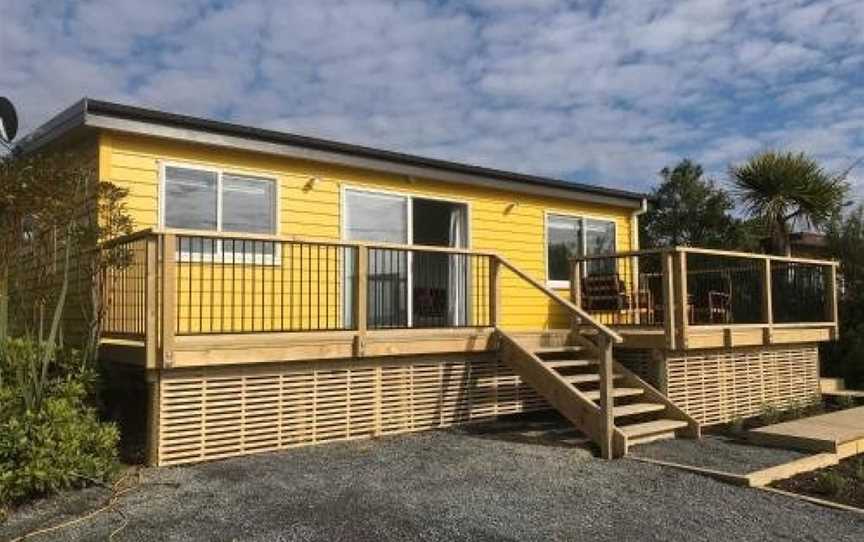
[730,151,849,256]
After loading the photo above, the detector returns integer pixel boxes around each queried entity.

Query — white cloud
[1,0,863,197]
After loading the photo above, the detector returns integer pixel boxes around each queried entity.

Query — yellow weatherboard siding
[99,131,635,331]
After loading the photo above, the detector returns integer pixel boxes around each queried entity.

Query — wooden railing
[102,229,498,352]
[570,246,839,348]
[101,229,639,457]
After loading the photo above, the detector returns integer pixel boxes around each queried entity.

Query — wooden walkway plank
[749,406,864,458]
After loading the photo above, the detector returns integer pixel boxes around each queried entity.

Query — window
[343,190,408,243]
[163,166,276,234]
[546,213,616,285]
[547,215,582,283]
[162,165,277,261]
[222,174,277,234]
[164,166,217,230]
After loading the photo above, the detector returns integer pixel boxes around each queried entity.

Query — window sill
[175,251,281,267]
[546,280,571,290]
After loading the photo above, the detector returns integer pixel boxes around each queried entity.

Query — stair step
[565,373,623,384]
[533,346,585,354]
[613,403,666,418]
[619,419,689,439]
[544,359,595,368]
[583,387,643,401]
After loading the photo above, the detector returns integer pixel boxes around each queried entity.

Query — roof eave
[19,98,649,209]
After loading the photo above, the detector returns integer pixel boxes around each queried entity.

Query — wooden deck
[604,323,835,350]
[572,246,839,352]
[749,406,864,459]
[94,230,843,465]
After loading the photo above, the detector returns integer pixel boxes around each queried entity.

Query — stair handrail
[495,256,623,344]
[495,255,623,458]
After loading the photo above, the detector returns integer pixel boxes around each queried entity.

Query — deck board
[749,406,864,458]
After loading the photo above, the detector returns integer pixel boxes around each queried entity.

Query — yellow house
[18,99,839,466]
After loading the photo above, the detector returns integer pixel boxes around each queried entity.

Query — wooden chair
[581,274,628,311]
[582,273,654,324]
[707,290,732,323]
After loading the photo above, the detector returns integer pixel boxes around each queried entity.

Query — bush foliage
[0,339,119,509]
[825,206,864,388]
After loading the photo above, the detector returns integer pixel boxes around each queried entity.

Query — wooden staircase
[499,333,700,457]
[491,256,699,459]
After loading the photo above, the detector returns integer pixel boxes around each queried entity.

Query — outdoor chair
[582,273,654,324]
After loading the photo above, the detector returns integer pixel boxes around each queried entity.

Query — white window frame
[158,161,280,264]
[544,211,617,289]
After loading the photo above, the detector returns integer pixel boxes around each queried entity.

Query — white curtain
[447,206,467,326]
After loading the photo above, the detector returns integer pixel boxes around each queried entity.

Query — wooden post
[826,263,839,339]
[598,334,615,460]
[674,250,689,350]
[146,371,160,467]
[489,257,501,327]
[662,252,676,350]
[145,234,158,370]
[762,258,773,345]
[161,234,176,368]
[354,245,368,357]
[631,255,640,325]
[373,365,382,437]
[570,259,583,333]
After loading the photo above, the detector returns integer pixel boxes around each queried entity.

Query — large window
[162,165,277,261]
[546,213,616,285]
[163,165,276,234]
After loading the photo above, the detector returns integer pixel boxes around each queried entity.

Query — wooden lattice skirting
[154,353,547,466]
[662,344,820,426]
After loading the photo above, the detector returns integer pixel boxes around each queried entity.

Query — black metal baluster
[317,244,321,331]
[219,238,225,333]
[280,241,285,331]
[241,239,247,332]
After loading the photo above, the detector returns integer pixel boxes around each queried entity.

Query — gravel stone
[630,434,810,474]
[2,413,862,541]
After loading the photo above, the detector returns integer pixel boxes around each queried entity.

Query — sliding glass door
[344,190,409,328]
[343,189,468,329]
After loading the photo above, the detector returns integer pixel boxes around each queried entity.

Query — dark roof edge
[21,98,649,207]
[15,99,87,153]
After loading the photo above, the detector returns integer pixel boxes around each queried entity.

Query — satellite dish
[0,97,19,143]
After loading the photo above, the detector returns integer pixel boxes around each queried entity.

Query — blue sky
[2,0,864,196]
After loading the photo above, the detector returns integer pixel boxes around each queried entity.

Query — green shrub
[758,404,782,426]
[0,340,119,508]
[815,470,847,496]
[727,416,745,436]
[836,394,857,410]
[784,400,804,421]
[854,459,864,482]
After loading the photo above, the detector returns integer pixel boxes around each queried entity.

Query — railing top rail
[570,247,672,262]
[570,245,837,267]
[100,228,156,249]
[678,246,838,267]
[107,228,497,257]
[496,256,623,344]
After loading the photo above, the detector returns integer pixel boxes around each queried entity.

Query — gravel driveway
[3,413,863,541]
